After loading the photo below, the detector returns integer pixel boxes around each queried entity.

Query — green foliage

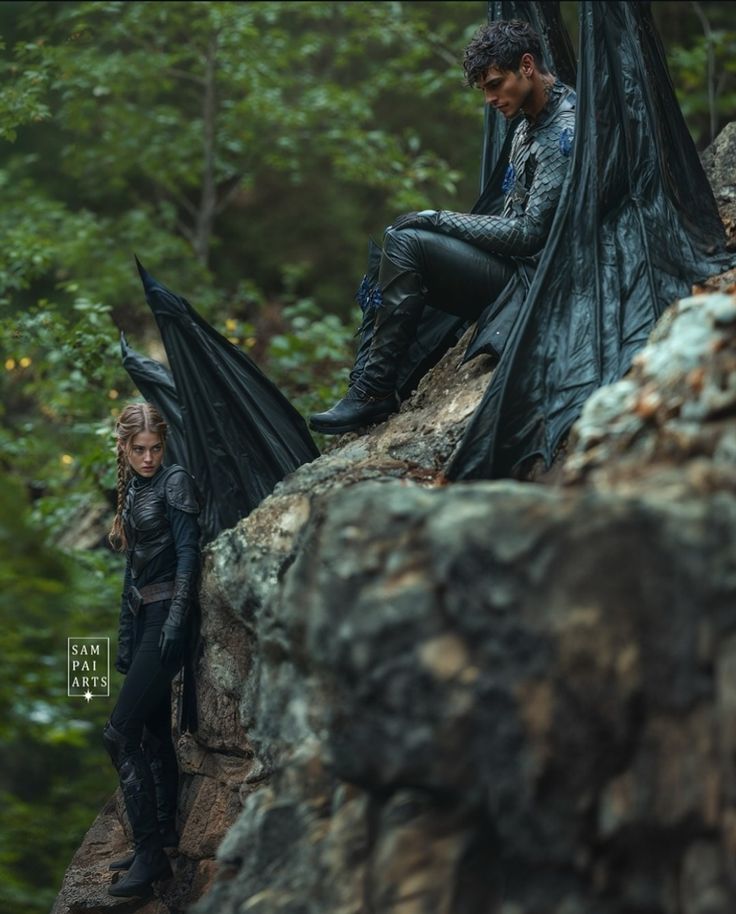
[0,37,52,142]
[669,28,736,145]
[0,475,122,914]
[0,292,126,914]
[267,298,355,414]
[2,0,485,292]
[0,297,131,503]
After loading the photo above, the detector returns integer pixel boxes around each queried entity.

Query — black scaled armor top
[433,80,576,258]
[122,464,200,587]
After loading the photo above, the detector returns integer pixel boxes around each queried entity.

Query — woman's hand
[159,620,186,667]
[158,574,192,668]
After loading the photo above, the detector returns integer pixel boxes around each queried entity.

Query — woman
[104,402,200,899]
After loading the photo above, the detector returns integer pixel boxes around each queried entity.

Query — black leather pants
[359,226,516,394]
[110,600,179,757]
[104,601,181,857]
[381,226,515,320]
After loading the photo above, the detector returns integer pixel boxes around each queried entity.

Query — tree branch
[690,0,717,143]
[214,173,244,216]
[193,34,219,267]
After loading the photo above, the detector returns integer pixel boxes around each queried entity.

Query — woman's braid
[107,402,168,552]
[108,443,130,552]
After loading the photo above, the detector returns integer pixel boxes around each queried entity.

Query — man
[309,19,576,436]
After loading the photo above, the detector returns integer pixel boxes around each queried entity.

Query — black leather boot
[108,852,135,873]
[108,841,171,898]
[309,254,427,435]
[108,729,179,871]
[348,238,383,387]
[104,722,172,897]
[145,729,180,850]
[309,382,401,435]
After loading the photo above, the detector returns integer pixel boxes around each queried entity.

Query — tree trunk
[194,36,218,268]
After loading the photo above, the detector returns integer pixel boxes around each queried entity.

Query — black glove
[115,592,134,674]
[159,575,192,668]
[390,209,441,232]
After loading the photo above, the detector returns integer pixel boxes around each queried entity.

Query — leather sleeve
[432,119,574,257]
[160,507,200,666]
[115,560,134,674]
[167,505,200,579]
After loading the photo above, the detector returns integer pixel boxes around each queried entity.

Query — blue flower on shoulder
[502,163,516,194]
[559,126,574,157]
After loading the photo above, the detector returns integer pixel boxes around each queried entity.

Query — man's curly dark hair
[463,20,549,87]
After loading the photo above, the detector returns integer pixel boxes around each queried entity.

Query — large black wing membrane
[449,0,733,480]
[119,331,187,471]
[131,259,319,544]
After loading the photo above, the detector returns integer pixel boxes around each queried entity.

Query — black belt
[128,581,175,616]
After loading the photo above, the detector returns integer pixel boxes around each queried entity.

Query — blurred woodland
[0,2,734,911]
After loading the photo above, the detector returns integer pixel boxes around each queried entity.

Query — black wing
[130,259,319,543]
[119,331,188,471]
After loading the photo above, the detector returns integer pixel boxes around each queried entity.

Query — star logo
[83,690,94,702]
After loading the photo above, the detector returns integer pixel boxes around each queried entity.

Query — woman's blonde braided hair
[108,402,168,552]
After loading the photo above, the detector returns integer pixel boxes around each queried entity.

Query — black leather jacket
[115,465,200,673]
[122,464,200,584]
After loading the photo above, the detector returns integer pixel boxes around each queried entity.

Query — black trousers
[381,226,516,321]
[110,600,178,761]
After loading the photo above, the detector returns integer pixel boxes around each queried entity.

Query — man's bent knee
[380,227,430,282]
[382,224,422,252]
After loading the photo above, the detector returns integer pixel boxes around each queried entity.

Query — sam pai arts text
[70,642,108,690]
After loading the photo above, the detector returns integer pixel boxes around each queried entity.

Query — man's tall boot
[108,729,179,872]
[104,722,172,898]
[309,254,427,435]
[348,238,383,387]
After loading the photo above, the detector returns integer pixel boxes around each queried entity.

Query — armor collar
[131,465,164,490]
[525,79,573,130]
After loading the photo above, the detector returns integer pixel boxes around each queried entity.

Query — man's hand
[390,210,441,232]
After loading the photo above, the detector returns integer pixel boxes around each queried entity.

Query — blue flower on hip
[356,277,383,316]
[502,163,516,194]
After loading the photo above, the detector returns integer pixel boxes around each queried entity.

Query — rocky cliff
[52,129,736,914]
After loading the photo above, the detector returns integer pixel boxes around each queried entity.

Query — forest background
[0,2,734,911]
